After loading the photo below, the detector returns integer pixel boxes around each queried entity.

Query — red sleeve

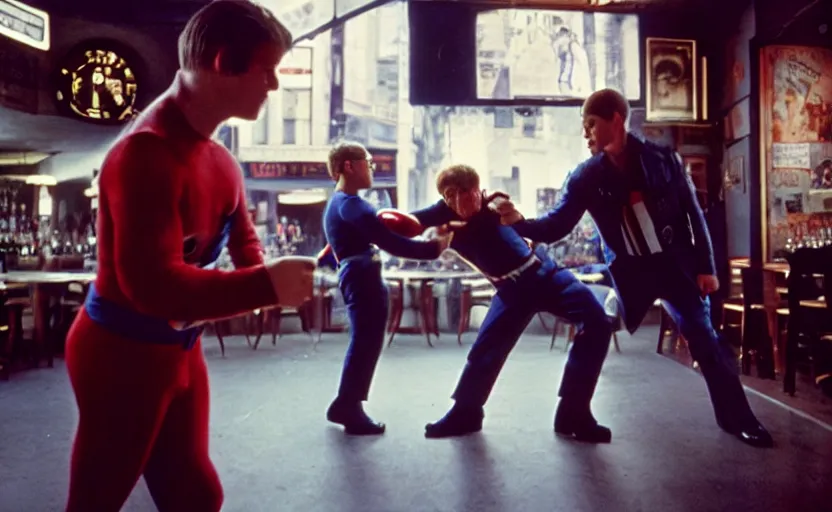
[228,188,265,268]
[104,133,277,321]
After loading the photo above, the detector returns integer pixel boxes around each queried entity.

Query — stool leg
[1,316,11,381]
[214,322,226,353]
[564,324,576,353]
[457,294,471,346]
[550,320,561,351]
[273,308,284,344]
[387,293,403,347]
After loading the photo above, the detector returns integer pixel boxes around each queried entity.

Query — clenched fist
[265,256,317,308]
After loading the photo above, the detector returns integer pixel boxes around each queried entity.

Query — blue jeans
[453,257,612,408]
[336,256,389,402]
[657,261,758,428]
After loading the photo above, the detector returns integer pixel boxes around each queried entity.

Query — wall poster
[761,45,832,259]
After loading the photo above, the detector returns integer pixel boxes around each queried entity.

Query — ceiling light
[278,188,328,205]
[0,174,57,186]
[26,175,57,186]
[0,151,52,166]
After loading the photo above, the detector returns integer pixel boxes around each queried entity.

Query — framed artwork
[646,38,698,121]
[724,155,746,193]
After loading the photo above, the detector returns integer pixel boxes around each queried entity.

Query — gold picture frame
[646,38,698,121]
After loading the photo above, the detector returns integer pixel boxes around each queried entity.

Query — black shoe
[717,419,774,448]
[425,405,484,439]
[326,399,386,436]
[554,401,612,444]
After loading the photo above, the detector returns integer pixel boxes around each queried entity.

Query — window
[282,88,311,145]
[494,107,514,129]
[283,119,296,145]
[252,103,268,145]
[521,115,538,138]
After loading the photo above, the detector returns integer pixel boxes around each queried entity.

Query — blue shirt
[411,199,533,278]
[323,191,440,262]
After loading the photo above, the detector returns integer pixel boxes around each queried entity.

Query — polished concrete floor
[1,329,831,512]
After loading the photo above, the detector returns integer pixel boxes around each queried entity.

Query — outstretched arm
[672,152,716,275]
[106,133,277,322]
[410,200,455,228]
[511,170,589,243]
[340,196,442,260]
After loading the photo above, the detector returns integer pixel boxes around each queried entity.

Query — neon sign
[55,43,139,124]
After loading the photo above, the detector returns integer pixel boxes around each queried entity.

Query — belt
[337,249,381,267]
[85,284,203,350]
[84,213,235,351]
[487,254,541,285]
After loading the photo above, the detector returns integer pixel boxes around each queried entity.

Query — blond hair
[436,164,480,196]
[327,141,367,180]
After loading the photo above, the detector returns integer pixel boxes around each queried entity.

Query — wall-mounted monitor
[0,0,50,51]
[410,1,643,107]
[475,9,640,102]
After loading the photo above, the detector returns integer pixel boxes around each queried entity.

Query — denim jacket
[513,134,716,331]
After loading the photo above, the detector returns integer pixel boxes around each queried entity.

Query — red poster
[761,46,832,259]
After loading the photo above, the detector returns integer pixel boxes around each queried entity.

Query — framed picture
[646,38,698,121]
[723,155,747,193]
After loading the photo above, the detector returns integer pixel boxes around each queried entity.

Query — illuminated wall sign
[244,151,396,182]
[277,46,312,89]
[54,41,139,124]
[0,0,50,51]
[0,35,38,112]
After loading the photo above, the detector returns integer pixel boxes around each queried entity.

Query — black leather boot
[326,399,386,436]
[425,404,484,439]
[554,399,611,443]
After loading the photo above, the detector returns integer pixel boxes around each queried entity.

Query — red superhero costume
[64,97,278,511]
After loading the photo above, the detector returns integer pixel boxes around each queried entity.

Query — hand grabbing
[484,190,524,225]
[494,200,523,225]
[424,222,464,252]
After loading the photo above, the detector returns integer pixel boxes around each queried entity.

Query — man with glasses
[322,141,450,435]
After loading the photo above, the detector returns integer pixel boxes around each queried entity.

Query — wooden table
[2,271,96,284]
[1,271,96,368]
[382,270,482,345]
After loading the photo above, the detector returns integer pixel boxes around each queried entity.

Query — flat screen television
[409,2,643,107]
[475,9,641,102]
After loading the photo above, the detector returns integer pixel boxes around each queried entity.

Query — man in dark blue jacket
[413,165,613,442]
[497,88,773,448]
